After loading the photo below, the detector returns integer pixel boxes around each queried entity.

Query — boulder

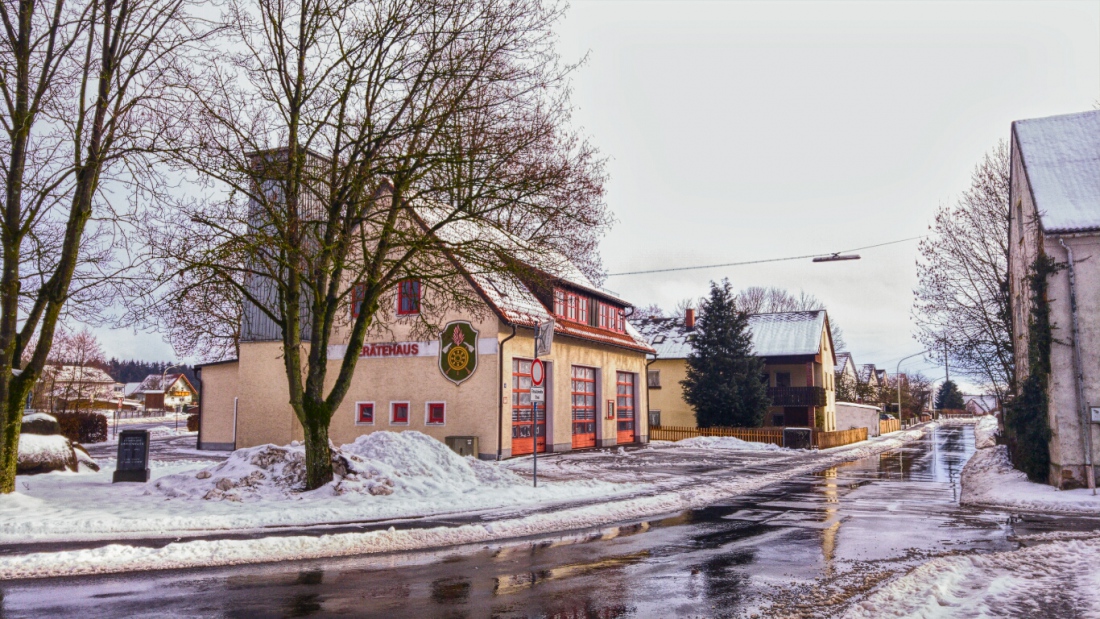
[17,434,99,475]
[21,412,60,436]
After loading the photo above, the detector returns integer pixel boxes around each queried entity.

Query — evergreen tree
[681,280,770,428]
[935,379,965,410]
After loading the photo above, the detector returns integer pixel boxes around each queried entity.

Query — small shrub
[187,413,200,432]
[53,411,109,444]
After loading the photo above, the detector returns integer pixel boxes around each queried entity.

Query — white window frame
[354,401,375,426]
[425,401,446,426]
[390,400,411,426]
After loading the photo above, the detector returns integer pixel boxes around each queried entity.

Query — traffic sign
[531,358,545,386]
[530,386,545,402]
[536,319,554,357]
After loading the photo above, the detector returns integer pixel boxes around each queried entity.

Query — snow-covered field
[0,425,933,579]
[960,415,1100,514]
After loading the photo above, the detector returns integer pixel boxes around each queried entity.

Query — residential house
[963,395,999,416]
[134,374,198,412]
[36,364,119,412]
[1008,109,1100,487]
[196,161,654,457]
[636,309,837,431]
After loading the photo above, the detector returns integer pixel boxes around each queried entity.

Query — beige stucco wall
[836,402,880,437]
[501,328,649,452]
[647,358,692,427]
[197,362,239,450]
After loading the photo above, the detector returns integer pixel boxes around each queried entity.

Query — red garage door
[571,366,597,449]
[511,359,545,455]
[616,372,636,444]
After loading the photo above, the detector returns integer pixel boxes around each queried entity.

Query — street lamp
[813,253,861,263]
[896,350,929,425]
[161,364,181,431]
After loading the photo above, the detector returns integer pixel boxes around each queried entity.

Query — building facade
[1009,109,1100,488]
[636,309,837,431]
[197,260,654,459]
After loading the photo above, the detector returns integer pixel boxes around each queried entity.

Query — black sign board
[783,428,813,450]
[113,429,150,483]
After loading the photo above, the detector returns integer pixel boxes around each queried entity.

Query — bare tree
[49,326,107,412]
[913,142,1012,400]
[139,0,610,489]
[0,0,202,492]
[632,303,664,321]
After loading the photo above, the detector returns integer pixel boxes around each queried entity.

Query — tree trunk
[301,403,332,490]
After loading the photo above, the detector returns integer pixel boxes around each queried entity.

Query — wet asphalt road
[4,425,1100,618]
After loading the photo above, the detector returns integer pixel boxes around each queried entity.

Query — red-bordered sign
[531,358,545,386]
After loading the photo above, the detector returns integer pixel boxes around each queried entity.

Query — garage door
[511,359,545,455]
[571,366,596,449]
[616,371,636,444]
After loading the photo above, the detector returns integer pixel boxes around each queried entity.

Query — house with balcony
[636,309,837,431]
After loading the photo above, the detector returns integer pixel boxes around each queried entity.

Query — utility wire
[606,236,923,277]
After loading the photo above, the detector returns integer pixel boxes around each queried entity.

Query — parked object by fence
[54,411,108,444]
[651,425,867,449]
[879,418,901,434]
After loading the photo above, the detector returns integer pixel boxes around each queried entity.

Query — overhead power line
[606,236,923,277]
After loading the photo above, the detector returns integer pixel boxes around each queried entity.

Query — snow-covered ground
[843,535,1100,618]
[960,415,1100,514]
[0,425,933,579]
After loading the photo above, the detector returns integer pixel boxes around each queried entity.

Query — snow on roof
[834,352,853,374]
[47,365,116,385]
[136,373,195,394]
[1014,110,1100,233]
[633,310,828,359]
[964,395,1000,413]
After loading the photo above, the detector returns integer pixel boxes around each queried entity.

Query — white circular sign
[531,358,545,386]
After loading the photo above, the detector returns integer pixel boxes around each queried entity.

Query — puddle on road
[6,425,1100,619]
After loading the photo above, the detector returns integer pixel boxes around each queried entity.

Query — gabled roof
[633,310,832,360]
[858,364,878,383]
[47,365,116,385]
[419,206,653,354]
[834,352,853,375]
[1013,110,1100,233]
[136,373,197,395]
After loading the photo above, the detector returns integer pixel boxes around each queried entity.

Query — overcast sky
[100,1,1099,391]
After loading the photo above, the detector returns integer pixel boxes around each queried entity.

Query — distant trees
[891,372,932,420]
[681,280,769,428]
[914,142,1012,399]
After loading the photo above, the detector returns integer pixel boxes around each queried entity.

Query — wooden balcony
[767,386,827,407]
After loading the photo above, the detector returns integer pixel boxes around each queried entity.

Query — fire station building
[196,258,655,460]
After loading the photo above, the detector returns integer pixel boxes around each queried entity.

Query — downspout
[645,353,659,435]
[1058,237,1095,494]
[195,367,203,450]
[497,323,518,461]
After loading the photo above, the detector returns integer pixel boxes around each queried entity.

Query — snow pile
[18,435,77,474]
[155,431,526,502]
[843,537,1100,618]
[974,415,999,449]
[674,436,782,452]
[961,445,1100,514]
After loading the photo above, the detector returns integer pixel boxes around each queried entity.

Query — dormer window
[397,279,421,315]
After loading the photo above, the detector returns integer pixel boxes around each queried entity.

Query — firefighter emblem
[439,321,478,384]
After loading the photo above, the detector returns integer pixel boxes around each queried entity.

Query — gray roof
[834,351,853,375]
[633,310,829,359]
[1014,110,1100,233]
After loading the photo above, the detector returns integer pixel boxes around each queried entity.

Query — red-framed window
[616,372,636,442]
[615,308,625,332]
[352,284,366,318]
[356,402,374,425]
[391,402,409,424]
[554,289,565,316]
[577,295,588,324]
[427,402,445,424]
[397,279,421,315]
[566,293,577,321]
[598,302,609,329]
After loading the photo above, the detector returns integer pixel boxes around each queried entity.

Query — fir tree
[935,379,965,410]
[681,280,770,428]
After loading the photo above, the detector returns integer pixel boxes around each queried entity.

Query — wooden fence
[650,425,867,449]
[938,409,972,419]
[650,425,785,447]
[813,427,867,449]
[879,418,901,435]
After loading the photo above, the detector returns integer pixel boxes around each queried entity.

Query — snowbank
[18,434,97,474]
[843,537,1100,618]
[0,424,935,579]
[155,432,525,502]
[974,415,998,449]
[961,445,1100,514]
[674,436,782,452]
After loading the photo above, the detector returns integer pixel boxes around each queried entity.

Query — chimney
[685,308,695,330]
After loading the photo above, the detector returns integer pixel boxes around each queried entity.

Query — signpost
[113,429,151,483]
[531,320,553,488]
